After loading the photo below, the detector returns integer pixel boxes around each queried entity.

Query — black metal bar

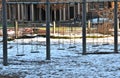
[114,0,118,53]
[82,0,86,55]
[6,0,118,4]
[46,0,50,60]
[7,2,80,4]
[2,0,8,66]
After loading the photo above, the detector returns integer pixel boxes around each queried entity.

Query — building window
[99,2,104,9]
[108,2,112,8]
[89,3,95,10]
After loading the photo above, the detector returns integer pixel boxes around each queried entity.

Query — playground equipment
[16,28,25,56]
[86,1,115,53]
[57,23,65,50]
[2,0,119,66]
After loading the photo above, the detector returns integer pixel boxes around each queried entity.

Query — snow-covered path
[0,36,120,78]
[1,54,120,78]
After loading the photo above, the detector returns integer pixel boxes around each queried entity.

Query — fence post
[117,19,119,30]
[2,0,8,66]
[114,0,118,53]
[82,0,86,55]
[46,0,51,60]
[15,20,18,38]
[53,21,56,35]
[88,20,91,32]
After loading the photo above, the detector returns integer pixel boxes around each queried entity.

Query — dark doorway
[56,10,59,21]
[41,8,45,21]
[27,4,31,21]
[52,10,54,21]
[34,4,39,21]
[70,7,74,19]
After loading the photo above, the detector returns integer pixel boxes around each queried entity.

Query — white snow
[0,36,120,78]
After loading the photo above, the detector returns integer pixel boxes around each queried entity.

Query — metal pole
[114,0,118,53]
[82,0,86,55]
[2,0,8,66]
[46,0,51,60]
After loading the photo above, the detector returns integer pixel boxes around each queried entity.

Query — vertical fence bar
[2,0,8,66]
[114,0,118,53]
[46,0,51,60]
[82,0,86,55]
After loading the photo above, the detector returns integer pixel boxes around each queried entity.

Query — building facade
[0,0,119,22]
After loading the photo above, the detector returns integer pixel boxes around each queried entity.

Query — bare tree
[95,4,116,34]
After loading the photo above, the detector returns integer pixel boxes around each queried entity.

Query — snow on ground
[0,36,120,78]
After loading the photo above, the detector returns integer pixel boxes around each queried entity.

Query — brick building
[0,0,119,22]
